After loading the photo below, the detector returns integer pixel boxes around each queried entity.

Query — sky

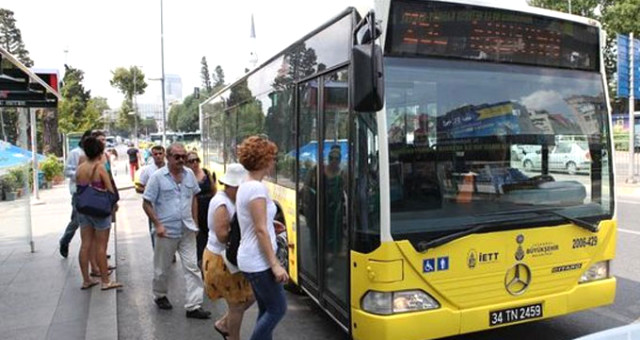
[3,0,528,109]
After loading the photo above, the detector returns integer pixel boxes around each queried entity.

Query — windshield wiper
[479,207,599,233]
[417,209,600,252]
[416,217,524,252]
[540,210,599,232]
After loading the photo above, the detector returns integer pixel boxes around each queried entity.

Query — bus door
[297,68,350,325]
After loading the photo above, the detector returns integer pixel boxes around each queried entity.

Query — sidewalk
[0,161,134,340]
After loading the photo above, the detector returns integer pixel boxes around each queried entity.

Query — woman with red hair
[235,136,288,340]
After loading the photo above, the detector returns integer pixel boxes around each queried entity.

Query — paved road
[115,189,346,340]
[116,187,640,340]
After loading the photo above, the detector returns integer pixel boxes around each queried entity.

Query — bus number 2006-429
[489,303,543,326]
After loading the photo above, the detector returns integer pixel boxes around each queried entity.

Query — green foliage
[212,65,225,92]
[0,8,32,144]
[110,66,147,102]
[0,8,33,67]
[201,57,212,93]
[117,99,136,131]
[40,154,63,181]
[0,172,19,192]
[168,94,201,132]
[58,65,96,133]
[7,166,26,190]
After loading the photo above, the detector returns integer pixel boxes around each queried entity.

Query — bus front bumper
[351,277,616,340]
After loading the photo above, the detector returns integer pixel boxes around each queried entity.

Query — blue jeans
[243,269,287,340]
[59,194,78,246]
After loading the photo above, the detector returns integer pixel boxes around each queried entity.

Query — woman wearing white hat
[202,163,254,340]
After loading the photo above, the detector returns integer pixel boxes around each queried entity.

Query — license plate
[489,303,543,326]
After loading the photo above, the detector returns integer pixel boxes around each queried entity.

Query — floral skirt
[202,249,254,304]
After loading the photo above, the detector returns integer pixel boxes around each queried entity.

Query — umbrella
[0,141,46,169]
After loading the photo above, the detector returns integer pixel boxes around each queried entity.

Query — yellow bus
[200,1,615,339]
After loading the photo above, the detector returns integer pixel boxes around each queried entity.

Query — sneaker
[186,307,211,319]
[59,243,69,258]
[154,296,173,310]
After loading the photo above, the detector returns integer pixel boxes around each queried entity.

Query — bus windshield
[384,57,613,244]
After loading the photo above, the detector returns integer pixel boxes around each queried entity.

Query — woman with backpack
[202,164,254,340]
[236,136,289,340]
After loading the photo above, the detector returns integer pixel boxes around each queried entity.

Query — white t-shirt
[139,162,163,186]
[206,191,235,255]
[236,180,277,273]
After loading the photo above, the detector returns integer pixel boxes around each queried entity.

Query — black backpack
[225,213,241,266]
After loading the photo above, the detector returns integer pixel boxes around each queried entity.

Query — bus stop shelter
[1,45,60,252]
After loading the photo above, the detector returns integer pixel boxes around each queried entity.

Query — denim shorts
[77,212,112,230]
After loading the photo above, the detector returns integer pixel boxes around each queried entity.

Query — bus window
[353,112,380,253]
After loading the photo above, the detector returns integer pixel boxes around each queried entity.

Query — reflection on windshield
[385,57,613,243]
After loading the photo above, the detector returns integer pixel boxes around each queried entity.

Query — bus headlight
[361,290,440,315]
[579,261,609,283]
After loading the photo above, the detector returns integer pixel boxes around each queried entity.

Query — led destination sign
[386,0,600,71]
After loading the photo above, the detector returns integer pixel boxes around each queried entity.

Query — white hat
[219,163,248,187]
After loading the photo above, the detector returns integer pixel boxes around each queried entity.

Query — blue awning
[0,141,45,169]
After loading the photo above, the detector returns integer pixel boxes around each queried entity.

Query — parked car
[521,142,591,175]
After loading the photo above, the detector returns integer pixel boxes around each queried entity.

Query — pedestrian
[75,136,122,291]
[185,151,217,268]
[142,142,211,319]
[126,143,141,181]
[108,149,118,176]
[59,130,92,258]
[202,163,254,340]
[236,135,288,340]
[138,145,167,248]
[85,130,119,277]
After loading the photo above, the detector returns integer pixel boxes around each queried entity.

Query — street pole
[30,108,42,203]
[0,109,6,141]
[133,67,138,144]
[160,0,168,146]
[628,33,637,183]
[568,0,572,14]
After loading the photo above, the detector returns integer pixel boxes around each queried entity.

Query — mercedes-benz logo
[504,263,532,296]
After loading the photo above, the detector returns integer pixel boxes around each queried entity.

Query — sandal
[90,270,113,277]
[81,281,99,290]
[214,323,229,339]
[101,281,123,291]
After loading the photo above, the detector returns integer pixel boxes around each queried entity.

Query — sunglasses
[172,154,187,161]
[187,158,200,164]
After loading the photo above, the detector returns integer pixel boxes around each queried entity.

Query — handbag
[76,164,117,217]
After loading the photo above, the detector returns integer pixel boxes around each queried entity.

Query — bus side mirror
[352,44,384,112]
[351,11,384,112]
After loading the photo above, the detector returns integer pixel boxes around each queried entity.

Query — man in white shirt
[137,145,166,248]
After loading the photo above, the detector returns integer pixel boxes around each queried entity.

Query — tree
[58,65,98,133]
[0,9,33,67]
[110,66,147,101]
[212,65,225,92]
[0,8,34,144]
[168,94,202,132]
[85,97,110,131]
[201,56,212,93]
[110,66,147,133]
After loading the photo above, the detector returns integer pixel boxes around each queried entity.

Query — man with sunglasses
[142,143,211,319]
[138,145,167,248]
